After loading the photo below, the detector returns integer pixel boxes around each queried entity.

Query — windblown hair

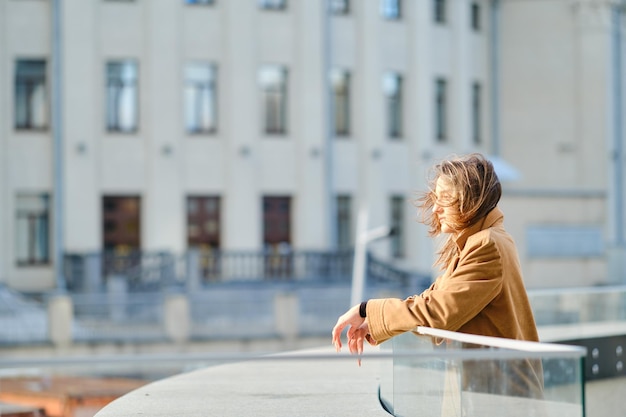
[417,153,502,270]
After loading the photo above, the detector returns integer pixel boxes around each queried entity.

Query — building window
[187,196,220,248]
[259,0,286,10]
[435,78,447,142]
[106,60,139,133]
[390,195,405,258]
[381,0,400,20]
[434,0,446,23]
[330,69,350,136]
[259,65,288,135]
[263,196,292,278]
[336,195,352,249]
[185,62,217,134]
[330,0,349,15]
[187,196,221,281]
[263,196,291,246]
[383,72,403,139]
[102,196,141,252]
[472,82,482,144]
[471,2,480,30]
[16,194,50,266]
[185,0,214,4]
[15,59,48,130]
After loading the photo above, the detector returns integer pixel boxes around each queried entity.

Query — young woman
[331,153,542,397]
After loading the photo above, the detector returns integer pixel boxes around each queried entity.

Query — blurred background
[1,0,625,415]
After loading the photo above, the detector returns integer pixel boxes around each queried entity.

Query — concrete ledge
[92,344,626,417]
[95,346,389,417]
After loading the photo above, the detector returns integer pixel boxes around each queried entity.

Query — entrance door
[187,196,221,281]
[263,196,291,278]
[102,196,141,275]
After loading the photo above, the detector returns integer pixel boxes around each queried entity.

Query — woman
[331,153,542,397]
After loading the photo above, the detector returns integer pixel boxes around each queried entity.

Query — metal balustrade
[63,249,427,292]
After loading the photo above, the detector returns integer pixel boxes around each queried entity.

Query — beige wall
[497,0,618,287]
[13,0,609,292]
[2,0,55,290]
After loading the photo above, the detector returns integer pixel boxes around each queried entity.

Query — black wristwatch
[359,301,367,318]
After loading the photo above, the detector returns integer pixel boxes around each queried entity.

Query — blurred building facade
[497,0,626,287]
[0,0,622,293]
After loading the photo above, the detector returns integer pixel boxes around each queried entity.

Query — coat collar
[453,207,504,252]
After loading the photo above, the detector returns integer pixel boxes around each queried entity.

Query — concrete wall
[497,0,617,287]
[5,0,618,292]
[2,0,55,290]
[0,0,496,293]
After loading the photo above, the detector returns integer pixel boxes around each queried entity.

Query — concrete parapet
[164,293,190,343]
[47,294,73,347]
[94,346,388,417]
[274,292,299,340]
[107,275,128,322]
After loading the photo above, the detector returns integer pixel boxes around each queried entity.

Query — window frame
[187,196,221,249]
[330,68,351,137]
[258,0,286,11]
[14,59,49,131]
[262,196,292,247]
[259,64,289,135]
[184,61,218,135]
[435,77,448,142]
[383,71,403,139]
[329,0,349,15]
[471,2,481,31]
[15,193,51,266]
[102,195,142,252]
[381,0,401,20]
[472,81,482,144]
[434,0,446,24]
[105,59,140,133]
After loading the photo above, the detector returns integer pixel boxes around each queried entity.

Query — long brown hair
[417,153,502,270]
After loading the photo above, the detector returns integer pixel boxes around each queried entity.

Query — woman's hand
[331,305,373,366]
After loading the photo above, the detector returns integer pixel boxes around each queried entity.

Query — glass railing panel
[381,327,586,417]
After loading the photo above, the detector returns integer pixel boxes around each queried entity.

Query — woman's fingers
[346,327,367,366]
[331,305,363,352]
[331,321,345,351]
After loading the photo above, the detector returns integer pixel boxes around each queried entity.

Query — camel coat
[366,207,538,344]
[367,207,544,399]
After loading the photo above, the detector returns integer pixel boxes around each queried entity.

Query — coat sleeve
[366,232,504,345]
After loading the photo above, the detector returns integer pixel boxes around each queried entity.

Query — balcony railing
[63,249,429,293]
[380,327,587,417]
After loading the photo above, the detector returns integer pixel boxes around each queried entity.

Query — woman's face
[432,177,460,234]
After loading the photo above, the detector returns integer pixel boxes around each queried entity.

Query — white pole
[350,207,368,307]
[350,206,391,306]
[322,0,337,249]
